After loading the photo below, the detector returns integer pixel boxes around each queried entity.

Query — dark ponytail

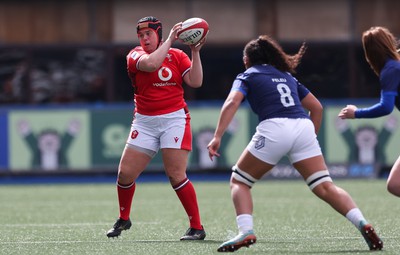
[244,35,306,74]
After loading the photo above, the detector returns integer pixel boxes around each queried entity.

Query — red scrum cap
[136,16,162,45]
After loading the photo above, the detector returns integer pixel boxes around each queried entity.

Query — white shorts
[126,108,192,154]
[247,118,322,165]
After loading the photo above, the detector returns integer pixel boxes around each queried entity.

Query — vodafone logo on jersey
[153,67,176,87]
[158,67,172,81]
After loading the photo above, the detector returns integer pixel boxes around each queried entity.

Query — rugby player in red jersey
[106,16,207,241]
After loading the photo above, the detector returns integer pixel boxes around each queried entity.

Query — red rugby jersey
[126,46,191,115]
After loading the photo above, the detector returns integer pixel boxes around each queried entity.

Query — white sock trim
[345,208,366,229]
[236,214,253,234]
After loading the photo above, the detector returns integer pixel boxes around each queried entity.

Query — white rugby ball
[177,17,209,45]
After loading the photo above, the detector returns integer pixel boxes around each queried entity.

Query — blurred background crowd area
[0,0,399,105]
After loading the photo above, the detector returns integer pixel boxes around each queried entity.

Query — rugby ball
[177,18,209,45]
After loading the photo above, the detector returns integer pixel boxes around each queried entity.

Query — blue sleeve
[230,73,248,96]
[289,73,310,100]
[297,82,310,100]
[355,91,396,118]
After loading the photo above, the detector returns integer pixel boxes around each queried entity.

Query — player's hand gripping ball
[177,17,209,46]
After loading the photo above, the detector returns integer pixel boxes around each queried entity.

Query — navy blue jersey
[380,59,400,111]
[231,64,310,122]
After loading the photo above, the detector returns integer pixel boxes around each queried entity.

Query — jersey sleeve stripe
[182,67,190,77]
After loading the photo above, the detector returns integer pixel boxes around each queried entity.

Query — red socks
[116,179,202,230]
[117,182,136,220]
[173,178,202,230]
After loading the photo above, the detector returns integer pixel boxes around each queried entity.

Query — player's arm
[183,50,203,88]
[339,91,396,119]
[301,92,323,134]
[214,90,243,138]
[183,37,207,88]
[208,90,244,160]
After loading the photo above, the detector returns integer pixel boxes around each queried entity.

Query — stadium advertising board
[90,107,132,168]
[8,109,90,171]
[324,106,400,178]
[1,103,399,179]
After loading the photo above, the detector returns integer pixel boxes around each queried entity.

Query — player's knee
[231,165,258,188]
[305,170,333,192]
[117,170,134,184]
[117,164,138,183]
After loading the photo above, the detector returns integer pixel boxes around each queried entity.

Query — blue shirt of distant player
[355,58,400,118]
[231,64,310,122]
[381,59,400,110]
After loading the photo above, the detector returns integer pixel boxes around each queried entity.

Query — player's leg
[218,150,274,252]
[231,150,275,215]
[290,118,383,250]
[160,108,205,240]
[162,148,206,240]
[288,119,359,215]
[387,155,400,197]
[293,155,382,250]
[293,155,358,214]
[107,114,158,238]
[218,119,291,252]
[106,145,153,238]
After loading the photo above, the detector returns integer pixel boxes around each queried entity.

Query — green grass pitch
[0,179,399,254]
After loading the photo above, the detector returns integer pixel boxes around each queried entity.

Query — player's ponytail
[244,35,306,74]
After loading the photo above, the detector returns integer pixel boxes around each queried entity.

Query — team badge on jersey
[131,130,139,139]
[166,53,172,62]
[255,136,265,150]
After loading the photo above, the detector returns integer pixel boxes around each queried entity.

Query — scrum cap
[136,16,162,45]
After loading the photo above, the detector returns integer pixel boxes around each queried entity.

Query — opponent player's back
[241,64,309,121]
